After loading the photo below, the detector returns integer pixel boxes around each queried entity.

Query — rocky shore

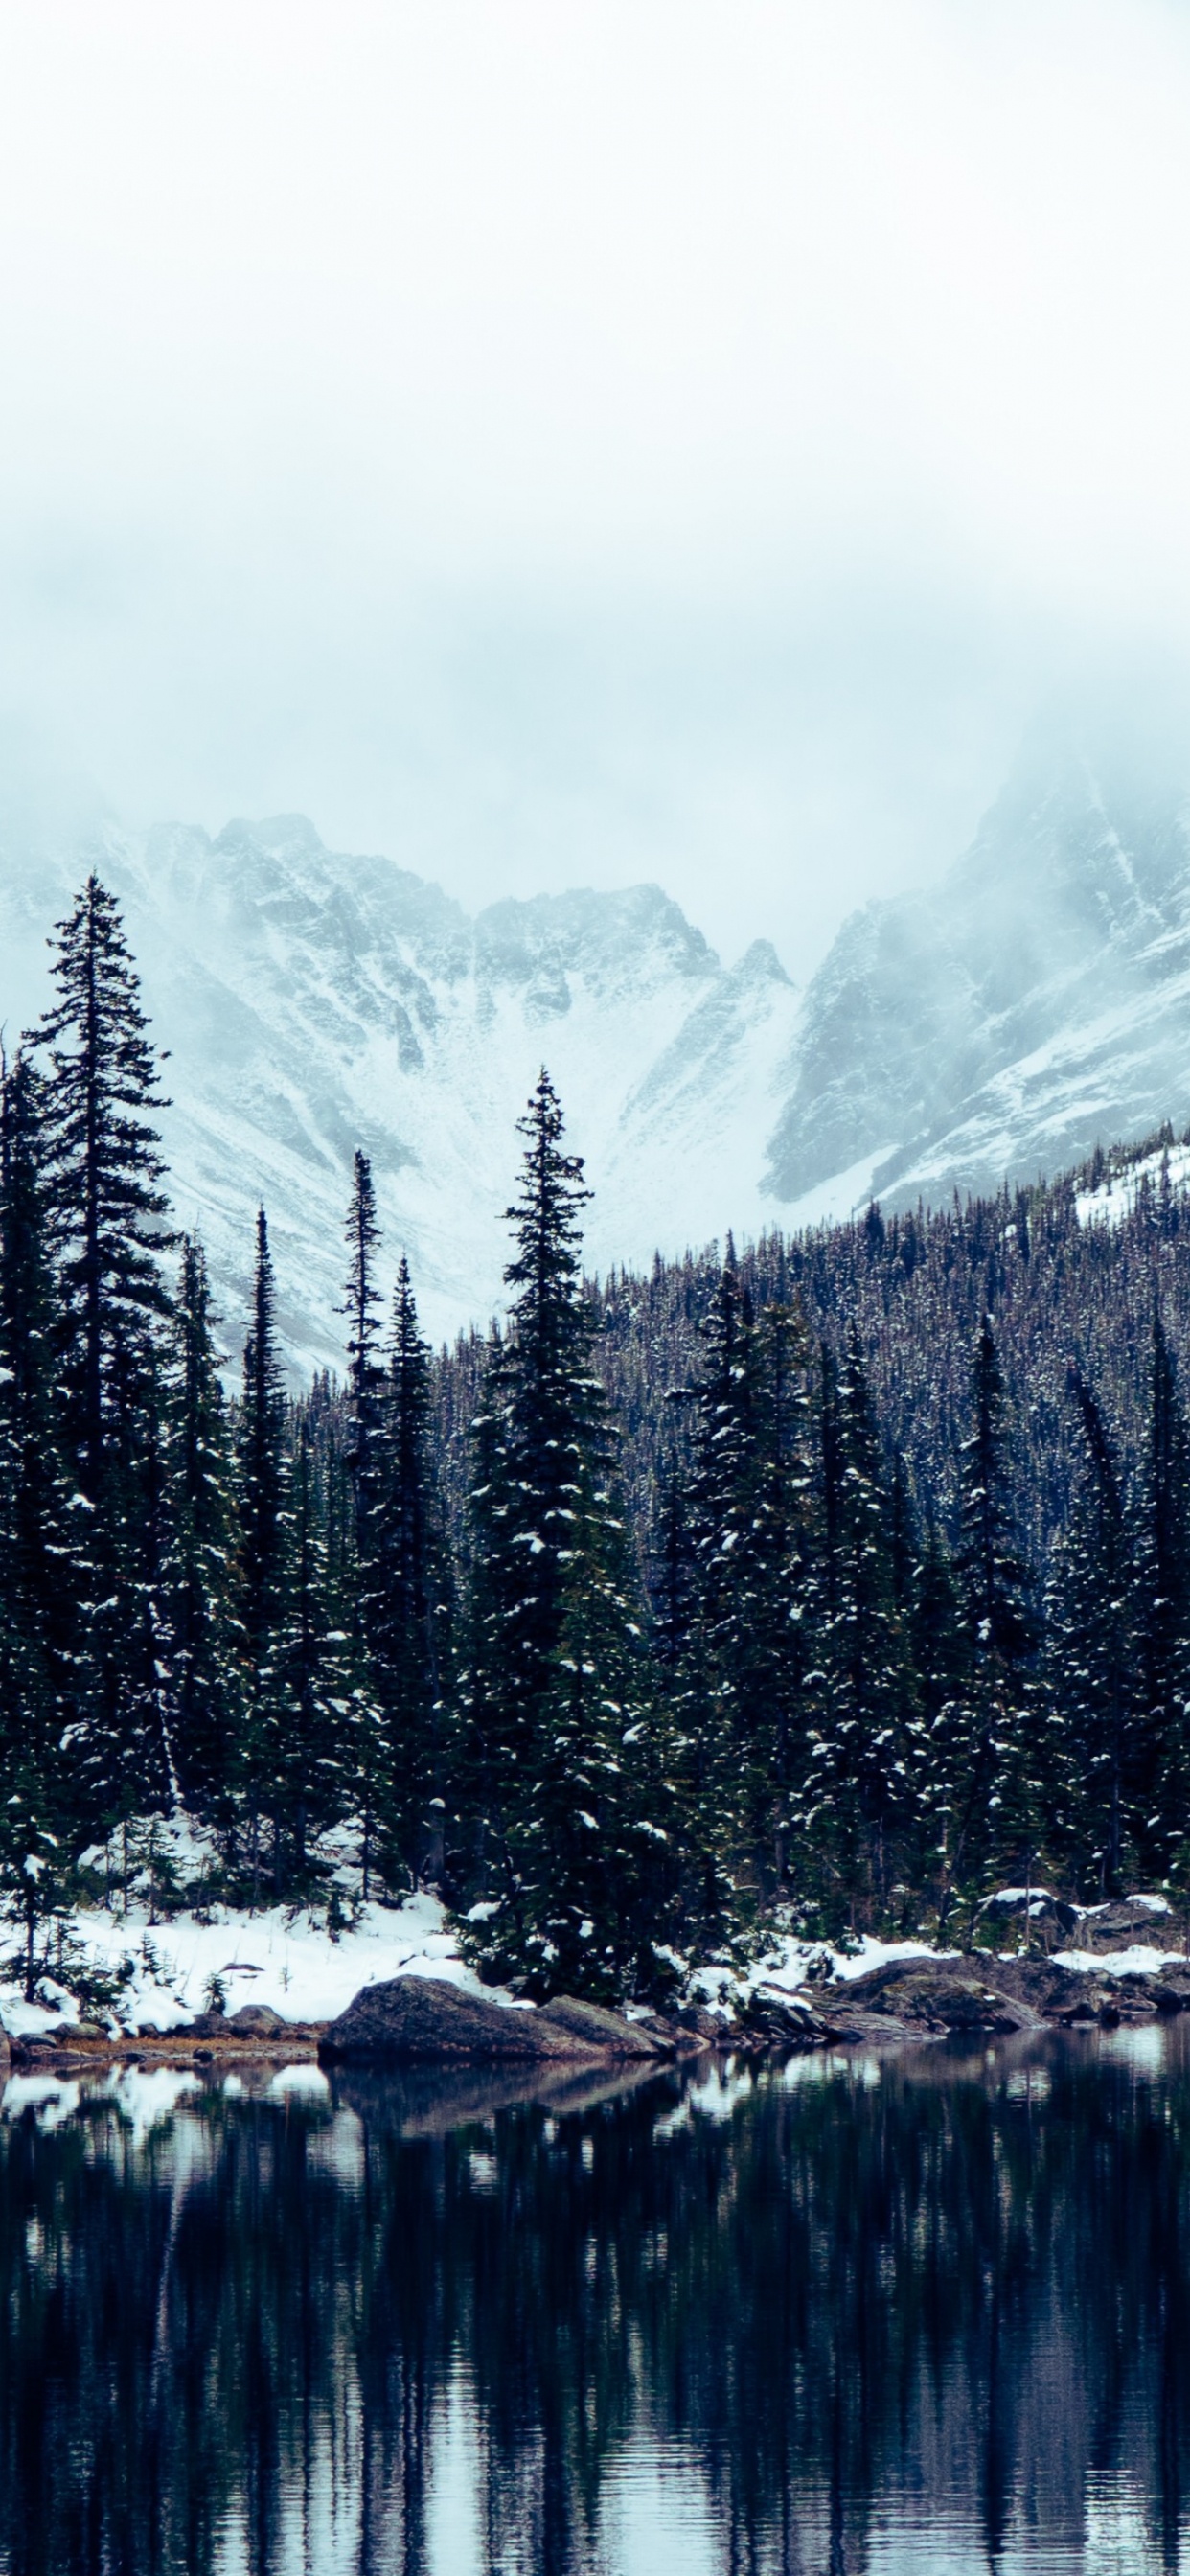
[6,1898,1187,2078]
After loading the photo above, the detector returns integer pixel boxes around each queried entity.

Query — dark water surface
[3,2027,1190,2574]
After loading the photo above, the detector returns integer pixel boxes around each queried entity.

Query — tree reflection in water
[2,2032,1190,2575]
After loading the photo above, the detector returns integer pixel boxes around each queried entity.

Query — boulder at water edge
[319,1975,629,2065]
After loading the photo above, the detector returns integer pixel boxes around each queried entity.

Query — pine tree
[909,1509,970,1911]
[1044,1368,1137,1895]
[110,1337,178,1816]
[321,1412,385,1901]
[802,1326,914,1924]
[676,1273,815,1911]
[464,1071,660,1996]
[274,1415,348,1879]
[0,1059,70,1719]
[0,1050,75,1889]
[168,1237,243,1813]
[949,1314,1039,1903]
[26,876,175,1832]
[372,1255,443,1885]
[341,1149,385,1604]
[1137,1301,1190,1866]
[29,874,173,1498]
[674,1247,755,1931]
[739,1295,815,1893]
[239,1208,289,1895]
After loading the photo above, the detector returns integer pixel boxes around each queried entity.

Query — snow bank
[0,1889,496,2037]
[1053,1944,1185,1979]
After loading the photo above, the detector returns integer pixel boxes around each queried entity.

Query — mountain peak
[766,731,1190,1221]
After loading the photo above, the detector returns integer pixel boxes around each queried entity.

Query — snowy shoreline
[3,1887,1187,2064]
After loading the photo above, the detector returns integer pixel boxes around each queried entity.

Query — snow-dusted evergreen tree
[909,1509,969,1908]
[0,1057,72,1734]
[321,1409,385,1900]
[1138,1302,1190,1866]
[26,876,175,1824]
[29,875,173,1498]
[238,1208,289,1892]
[371,1254,443,1883]
[0,1052,74,1930]
[674,1265,815,1914]
[109,1338,178,1816]
[273,1414,349,1880]
[168,1236,243,1812]
[1043,1368,1137,1895]
[463,1071,662,1996]
[948,1313,1039,1900]
[802,1326,916,1921]
[670,1246,755,1931]
[738,1294,815,1890]
[341,1148,385,1598]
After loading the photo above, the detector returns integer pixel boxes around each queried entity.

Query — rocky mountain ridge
[5,737,1190,1369]
[0,811,799,1366]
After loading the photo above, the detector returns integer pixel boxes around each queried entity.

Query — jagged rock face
[0,811,799,1369]
[767,746,1190,1221]
[7,736,1190,1374]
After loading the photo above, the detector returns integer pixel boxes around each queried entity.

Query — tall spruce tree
[675,1247,755,1931]
[1043,1369,1137,1894]
[464,1071,661,1996]
[1138,1301,1190,1866]
[0,1051,74,1926]
[239,1208,289,1893]
[29,875,173,1498]
[372,1255,442,1885]
[676,1269,815,1913]
[909,1510,970,1909]
[168,1236,243,1812]
[274,1414,349,1879]
[0,1054,73,1744]
[948,1314,1039,1904]
[26,877,175,1828]
[802,1326,915,1924]
[342,1149,385,1605]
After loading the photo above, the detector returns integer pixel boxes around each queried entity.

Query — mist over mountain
[0,811,799,1368]
[4,733,1190,1371]
[768,739,1190,1219]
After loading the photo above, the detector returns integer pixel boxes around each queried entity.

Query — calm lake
[3,2026,1190,2575]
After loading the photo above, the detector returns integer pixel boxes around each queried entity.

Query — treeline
[6,876,1190,1998]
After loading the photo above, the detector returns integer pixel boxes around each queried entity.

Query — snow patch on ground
[0,1890,496,2037]
[1053,1944,1184,1978]
[689,1933,949,2021]
[1076,1144,1190,1230]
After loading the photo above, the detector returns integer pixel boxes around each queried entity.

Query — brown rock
[817,2005,915,2045]
[319,1976,614,2066]
[537,1995,667,2057]
[837,1957,1041,2036]
[741,1988,832,2050]
[228,2003,288,2036]
[1074,1898,1179,1954]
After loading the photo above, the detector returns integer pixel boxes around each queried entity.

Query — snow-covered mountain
[0,813,799,1368]
[6,736,1190,1372]
[767,741,1190,1223]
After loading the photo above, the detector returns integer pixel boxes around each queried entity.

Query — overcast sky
[2,1,1189,977]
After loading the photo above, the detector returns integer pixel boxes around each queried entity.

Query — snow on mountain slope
[9,732,1190,1375]
[767,743,1190,1225]
[0,813,800,1368]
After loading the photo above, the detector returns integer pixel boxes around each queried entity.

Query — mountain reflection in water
[2,2030,1190,2574]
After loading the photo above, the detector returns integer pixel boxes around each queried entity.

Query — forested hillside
[6,877,1190,2002]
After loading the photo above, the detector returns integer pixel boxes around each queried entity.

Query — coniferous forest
[7,876,1190,2000]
